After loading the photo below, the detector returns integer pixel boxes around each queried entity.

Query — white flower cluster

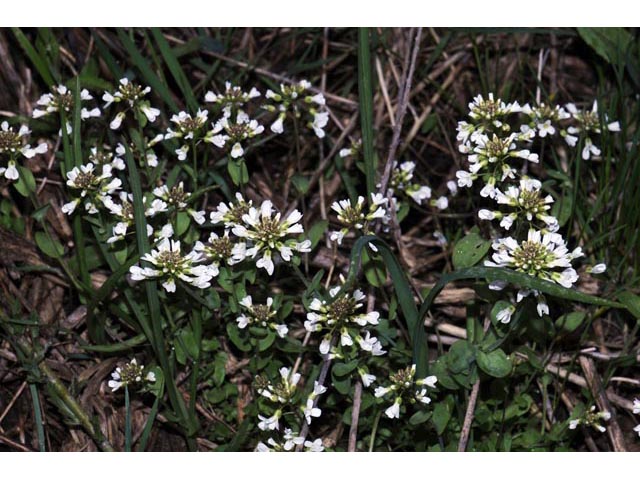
[129,237,217,293]
[633,398,640,438]
[107,358,156,392]
[263,80,329,138]
[0,121,48,181]
[455,93,616,317]
[254,367,325,452]
[329,193,387,246]
[387,160,448,209]
[32,84,101,122]
[568,405,611,433]
[305,286,384,359]
[374,364,437,419]
[103,78,160,130]
[236,295,288,338]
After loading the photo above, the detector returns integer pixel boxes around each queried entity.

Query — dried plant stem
[377,27,422,197]
[348,379,363,452]
[458,379,481,452]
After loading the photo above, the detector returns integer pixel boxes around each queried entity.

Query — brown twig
[458,380,481,452]
[348,379,363,452]
[578,356,627,452]
[377,27,423,197]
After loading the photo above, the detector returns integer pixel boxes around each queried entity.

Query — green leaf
[13,166,36,197]
[81,334,147,352]
[409,410,432,426]
[175,211,190,236]
[476,348,512,378]
[35,231,64,258]
[333,360,359,377]
[227,159,249,186]
[555,311,586,333]
[11,28,56,86]
[306,220,328,249]
[362,247,386,287]
[447,340,476,374]
[618,291,640,320]
[258,330,277,352]
[31,203,51,223]
[226,323,251,352]
[452,229,491,269]
[577,27,633,66]
[358,27,376,195]
[432,399,452,435]
[291,174,310,195]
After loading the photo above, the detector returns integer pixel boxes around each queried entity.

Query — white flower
[588,263,607,274]
[456,170,474,188]
[569,419,580,430]
[385,398,401,419]
[270,115,285,134]
[303,398,322,425]
[358,369,376,388]
[304,438,324,452]
[258,412,280,431]
[496,304,515,324]
[434,196,448,210]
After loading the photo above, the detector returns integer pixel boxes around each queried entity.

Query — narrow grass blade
[151,28,198,112]
[358,28,376,195]
[29,383,46,452]
[11,28,56,86]
[117,29,179,111]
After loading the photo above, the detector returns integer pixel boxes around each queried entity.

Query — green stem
[368,410,382,452]
[29,383,45,452]
[125,386,132,452]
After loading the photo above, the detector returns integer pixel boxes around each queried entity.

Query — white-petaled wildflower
[231,200,310,276]
[0,121,48,182]
[262,80,329,138]
[329,193,387,245]
[102,192,149,244]
[564,100,620,159]
[496,304,516,324]
[358,368,376,388]
[257,411,281,431]
[467,93,521,125]
[633,398,640,414]
[374,364,437,419]
[164,110,209,158]
[304,438,325,452]
[339,139,361,158]
[520,102,570,138]
[485,229,582,288]
[88,146,126,171]
[209,192,253,228]
[32,84,100,120]
[568,405,611,433]
[107,358,155,392]
[193,230,243,269]
[485,177,558,231]
[204,82,260,109]
[587,263,607,274]
[102,78,160,130]
[255,367,301,405]
[150,182,204,225]
[63,163,121,215]
[236,295,288,338]
[205,109,264,158]
[129,237,217,293]
[305,285,382,358]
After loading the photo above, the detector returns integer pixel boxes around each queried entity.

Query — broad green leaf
[432,399,452,435]
[618,291,640,320]
[333,360,359,377]
[476,348,512,378]
[452,230,491,269]
[307,220,329,249]
[577,27,633,66]
[409,410,432,426]
[555,311,586,333]
[35,231,64,258]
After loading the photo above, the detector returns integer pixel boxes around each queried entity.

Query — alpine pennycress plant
[2,60,639,452]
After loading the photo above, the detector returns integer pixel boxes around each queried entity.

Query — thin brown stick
[348,380,363,452]
[0,433,34,452]
[0,381,27,428]
[458,380,480,452]
[578,356,627,452]
[378,27,423,197]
